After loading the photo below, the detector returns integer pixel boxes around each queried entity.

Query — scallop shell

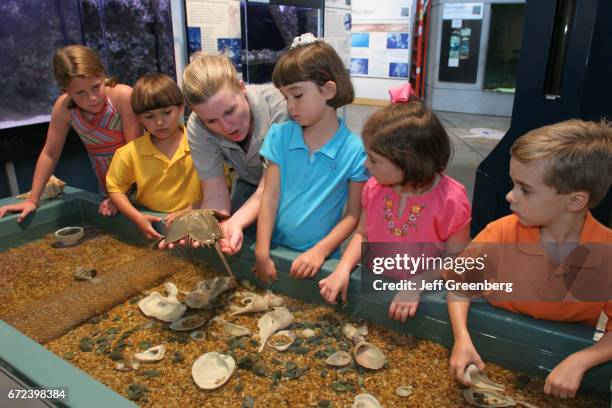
[463,388,516,407]
[353,341,385,370]
[464,364,506,392]
[138,292,186,322]
[192,352,236,390]
[266,330,296,351]
[134,345,166,362]
[211,317,251,339]
[352,393,382,408]
[325,351,352,367]
[169,314,209,331]
[342,323,368,344]
[257,307,294,353]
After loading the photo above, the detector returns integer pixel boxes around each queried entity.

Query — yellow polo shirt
[106,127,202,212]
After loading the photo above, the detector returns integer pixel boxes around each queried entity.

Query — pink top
[363,175,471,280]
[363,175,471,243]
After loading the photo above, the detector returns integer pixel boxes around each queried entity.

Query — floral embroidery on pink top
[382,196,426,236]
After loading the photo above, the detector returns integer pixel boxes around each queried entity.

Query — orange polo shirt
[469,212,612,330]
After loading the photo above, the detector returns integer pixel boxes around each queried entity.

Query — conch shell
[463,364,506,392]
[17,175,66,201]
[257,307,294,352]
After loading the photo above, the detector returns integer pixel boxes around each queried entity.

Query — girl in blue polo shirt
[254,34,368,283]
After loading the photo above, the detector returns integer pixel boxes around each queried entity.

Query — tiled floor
[345,104,511,202]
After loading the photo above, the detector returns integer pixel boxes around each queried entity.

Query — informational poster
[186,0,242,70]
[350,0,412,79]
[324,0,352,68]
[438,2,483,83]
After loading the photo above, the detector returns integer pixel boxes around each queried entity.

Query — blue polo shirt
[260,119,368,253]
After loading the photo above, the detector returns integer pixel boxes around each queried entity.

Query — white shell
[211,317,251,339]
[354,341,385,370]
[138,292,186,322]
[342,323,368,344]
[266,330,296,351]
[463,388,516,407]
[192,352,236,390]
[325,351,352,367]
[134,345,166,362]
[230,290,284,316]
[185,276,235,309]
[464,364,506,392]
[115,360,140,371]
[302,329,317,339]
[164,282,179,297]
[257,307,294,352]
[54,226,84,246]
[396,385,414,397]
[352,393,382,408]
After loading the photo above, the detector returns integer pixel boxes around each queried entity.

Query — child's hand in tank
[219,219,243,255]
[254,254,278,283]
[318,267,351,304]
[0,200,37,222]
[544,353,585,398]
[449,337,486,385]
[98,197,118,216]
[135,213,163,240]
[388,290,420,321]
[290,247,326,279]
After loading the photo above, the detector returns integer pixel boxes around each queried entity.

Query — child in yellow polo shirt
[106,74,202,239]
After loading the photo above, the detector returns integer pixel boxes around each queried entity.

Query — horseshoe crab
[164,209,236,284]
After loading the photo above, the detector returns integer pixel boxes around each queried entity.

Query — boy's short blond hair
[131,74,183,114]
[510,119,611,207]
[181,52,241,107]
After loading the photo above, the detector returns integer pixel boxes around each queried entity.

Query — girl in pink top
[319,101,471,321]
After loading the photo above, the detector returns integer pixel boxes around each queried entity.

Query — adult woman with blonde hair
[174,52,289,253]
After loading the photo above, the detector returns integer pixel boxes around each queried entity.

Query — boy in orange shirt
[448,119,611,398]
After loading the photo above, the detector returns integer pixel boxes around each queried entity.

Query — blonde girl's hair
[181,52,241,106]
[362,101,451,189]
[272,40,354,108]
[52,45,113,90]
[511,119,612,207]
[131,73,183,114]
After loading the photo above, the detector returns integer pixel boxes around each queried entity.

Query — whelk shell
[257,307,294,353]
[211,317,251,339]
[192,352,236,390]
[230,290,284,316]
[342,323,368,344]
